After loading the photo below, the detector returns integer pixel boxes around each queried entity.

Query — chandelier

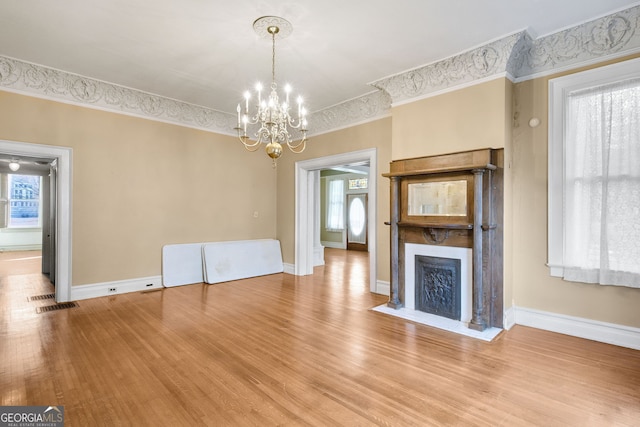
[235,16,308,166]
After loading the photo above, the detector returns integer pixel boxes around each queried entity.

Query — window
[7,174,42,228]
[548,58,640,288]
[326,178,345,231]
[348,177,368,190]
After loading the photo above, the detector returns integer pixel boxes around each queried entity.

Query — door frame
[295,148,377,292]
[0,140,72,302]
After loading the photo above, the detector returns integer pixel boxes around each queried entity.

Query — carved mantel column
[388,176,402,308]
[468,168,486,331]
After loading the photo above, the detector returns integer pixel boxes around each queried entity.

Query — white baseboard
[503,306,516,330]
[313,245,325,267]
[514,306,640,350]
[283,263,295,275]
[321,241,345,249]
[71,275,163,301]
[375,280,390,296]
[0,245,42,251]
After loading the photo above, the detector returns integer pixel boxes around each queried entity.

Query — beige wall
[276,118,392,283]
[391,78,510,160]
[0,91,277,286]
[511,55,640,328]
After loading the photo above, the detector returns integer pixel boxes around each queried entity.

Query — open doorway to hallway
[0,140,72,302]
[0,153,56,286]
[294,148,379,294]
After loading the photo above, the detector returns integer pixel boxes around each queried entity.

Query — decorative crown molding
[307,90,391,137]
[369,5,640,106]
[0,5,638,136]
[0,56,237,135]
[512,5,640,78]
[370,32,526,105]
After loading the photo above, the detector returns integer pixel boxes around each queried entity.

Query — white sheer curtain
[563,78,640,287]
[326,179,344,231]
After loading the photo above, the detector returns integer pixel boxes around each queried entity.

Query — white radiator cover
[162,239,284,287]
[202,239,284,284]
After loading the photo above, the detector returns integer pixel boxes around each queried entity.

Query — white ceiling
[0,1,637,115]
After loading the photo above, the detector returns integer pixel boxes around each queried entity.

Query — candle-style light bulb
[244,91,251,112]
[256,83,262,104]
[285,84,291,105]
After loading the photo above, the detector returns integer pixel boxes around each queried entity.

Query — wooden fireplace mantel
[383,148,504,331]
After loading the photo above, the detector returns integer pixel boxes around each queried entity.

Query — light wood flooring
[1,248,639,426]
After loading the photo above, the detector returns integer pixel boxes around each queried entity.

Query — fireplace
[415,255,461,320]
[405,243,472,323]
[383,149,504,331]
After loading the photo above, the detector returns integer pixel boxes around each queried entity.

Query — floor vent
[29,293,56,302]
[36,302,78,314]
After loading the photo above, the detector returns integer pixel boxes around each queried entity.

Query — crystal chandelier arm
[287,134,307,153]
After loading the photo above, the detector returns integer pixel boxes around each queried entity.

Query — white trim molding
[375,280,390,296]
[283,263,295,275]
[514,306,640,350]
[0,140,72,302]
[503,306,516,330]
[321,241,345,250]
[71,275,163,301]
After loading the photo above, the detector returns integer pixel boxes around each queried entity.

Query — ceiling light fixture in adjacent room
[235,16,308,166]
[8,160,20,171]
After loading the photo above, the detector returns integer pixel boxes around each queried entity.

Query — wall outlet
[108,287,117,293]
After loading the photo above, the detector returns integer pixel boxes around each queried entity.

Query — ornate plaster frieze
[513,5,640,78]
[370,32,526,105]
[307,90,391,136]
[0,55,236,135]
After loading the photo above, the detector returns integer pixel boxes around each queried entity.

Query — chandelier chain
[272,31,276,87]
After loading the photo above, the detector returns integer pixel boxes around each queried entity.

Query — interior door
[346,193,367,251]
[41,160,56,284]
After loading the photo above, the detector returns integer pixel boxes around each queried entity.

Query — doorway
[294,148,379,293]
[0,154,57,284]
[0,140,72,302]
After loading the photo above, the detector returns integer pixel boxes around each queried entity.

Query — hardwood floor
[1,248,639,426]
